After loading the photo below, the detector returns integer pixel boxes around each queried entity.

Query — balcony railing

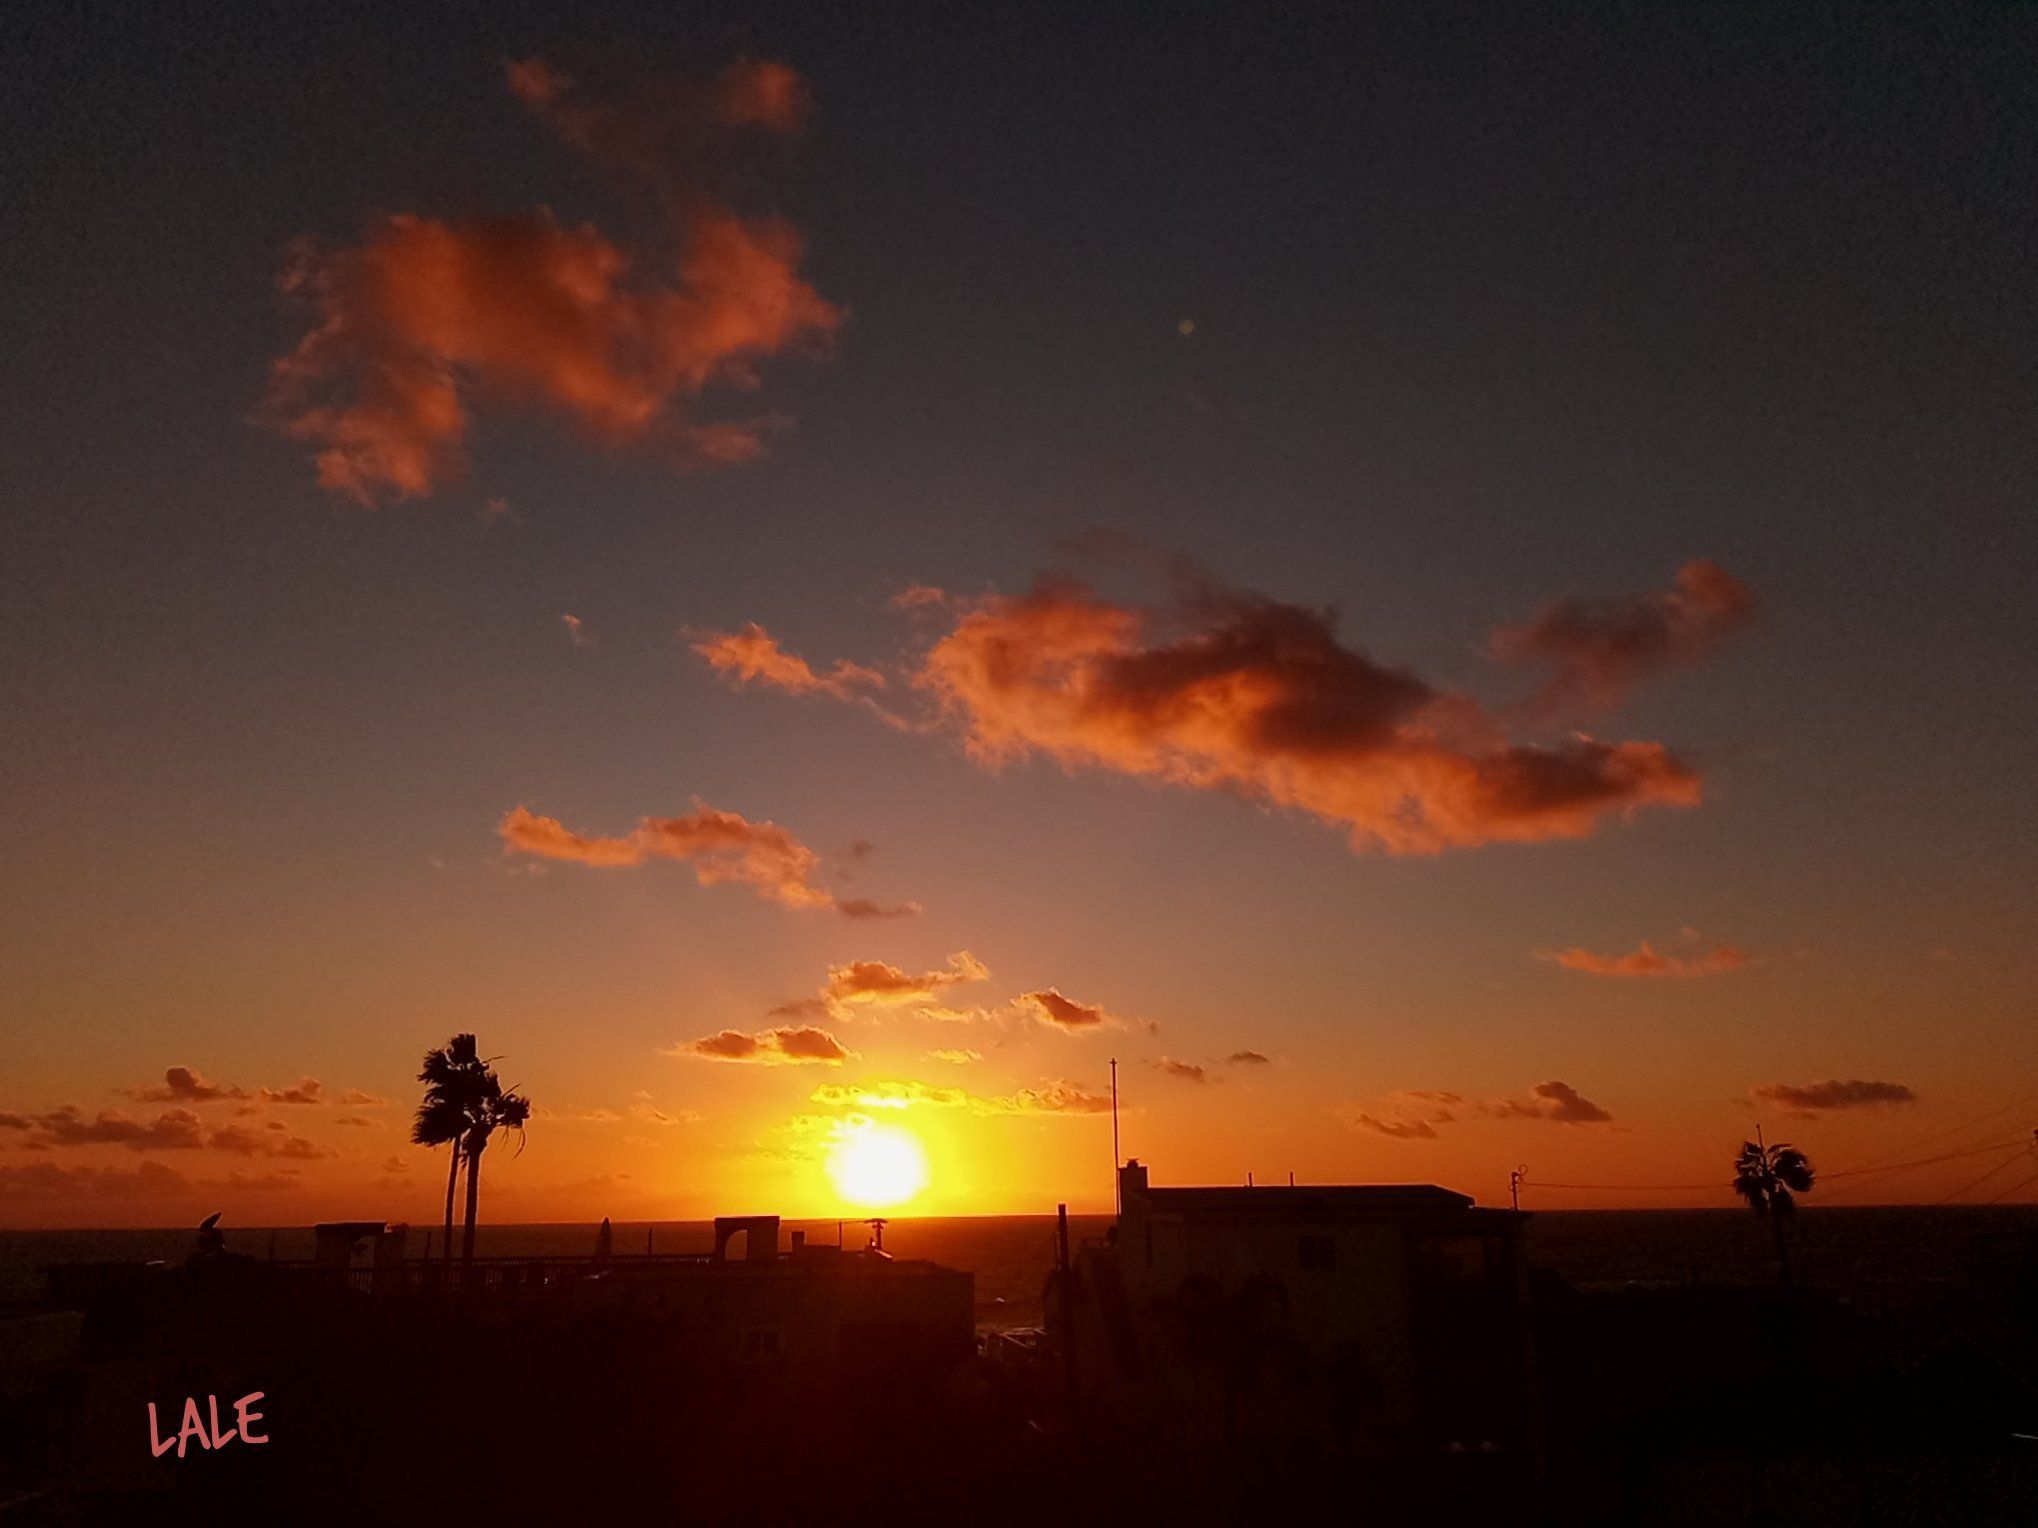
[270,1252,721,1298]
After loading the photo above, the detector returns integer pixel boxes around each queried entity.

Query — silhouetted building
[1048,1160,1537,1455]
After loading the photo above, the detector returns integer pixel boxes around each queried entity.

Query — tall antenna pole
[1110,1057,1120,1213]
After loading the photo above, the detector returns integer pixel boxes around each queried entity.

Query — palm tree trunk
[462,1138,483,1267]
[1770,1210,1793,1289]
[442,1143,459,1266]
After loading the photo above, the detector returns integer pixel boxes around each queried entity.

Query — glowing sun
[826,1122,930,1209]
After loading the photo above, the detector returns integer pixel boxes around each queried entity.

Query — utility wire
[1821,1133,2031,1179]
[1519,1131,2034,1197]
[1815,1132,2035,1202]
[1839,1092,2037,1173]
[1929,1145,2033,1206]
[1981,1168,2038,1207]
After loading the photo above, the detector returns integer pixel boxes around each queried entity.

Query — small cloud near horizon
[1019,988,1111,1032]
[671,1026,853,1065]
[1356,1080,1615,1137]
[1541,939,1749,979]
[1750,1079,1917,1116]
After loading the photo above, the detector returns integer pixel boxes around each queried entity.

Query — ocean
[5,1206,2034,1329]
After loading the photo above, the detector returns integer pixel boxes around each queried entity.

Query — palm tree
[458,1066,531,1265]
[1732,1136,1815,1287]
[413,1034,489,1267]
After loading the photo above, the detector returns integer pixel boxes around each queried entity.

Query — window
[1298,1234,1336,1271]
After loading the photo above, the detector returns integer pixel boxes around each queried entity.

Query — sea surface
[4,1206,2034,1330]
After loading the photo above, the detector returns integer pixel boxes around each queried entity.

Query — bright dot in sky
[826,1122,930,1209]
[1177,318,1196,335]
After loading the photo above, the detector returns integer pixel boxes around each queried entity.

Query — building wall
[1054,1185,1533,1452]
[1121,1209,1425,1422]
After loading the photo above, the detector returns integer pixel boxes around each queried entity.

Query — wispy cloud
[1750,1079,1917,1116]
[809,1076,1112,1116]
[827,951,989,1007]
[693,624,886,700]
[1356,1080,1615,1137]
[0,1106,334,1157]
[1489,560,1755,714]
[1541,939,1749,979]
[671,1026,853,1065]
[1354,1113,1438,1140]
[501,801,893,914]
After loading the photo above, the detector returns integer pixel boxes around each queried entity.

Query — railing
[270,1252,719,1298]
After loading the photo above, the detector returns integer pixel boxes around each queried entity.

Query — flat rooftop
[1130,1184,1480,1217]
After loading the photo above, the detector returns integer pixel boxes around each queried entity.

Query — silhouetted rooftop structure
[1050,1160,1536,1459]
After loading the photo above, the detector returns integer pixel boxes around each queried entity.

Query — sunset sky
[5,4,2035,1227]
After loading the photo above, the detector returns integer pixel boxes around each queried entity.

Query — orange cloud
[675,1026,852,1065]
[1543,940,1750,978]
[259,1076,324,1105]
[1751,1079,1917,1115]
[826,951,989,1007]
[1362,1080,1615,1134]
[837,897,923,921]
[270,59,838,504]
[693,624,887,699]
[0,1105,336,1156]
[810,1079,970,1111]
[1,1106,206,1151]
[1019,987,1111,1031]
[500,802,848,910]
[809,1077,1112,1115]
[988,1080,1114,1115]
[915,576,1702,855]
[125,1067,247,1104]
[1156,1058,1208,1083]
[498,805,649,869]
[1355,1113,1439,1140]
[1490,559,1756,713]
[204,1124,338,1160]
[1497,1080,1614,1125]
[1228,1050,1271,1065]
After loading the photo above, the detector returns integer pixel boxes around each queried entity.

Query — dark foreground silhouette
[5,1183,2036,1525]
